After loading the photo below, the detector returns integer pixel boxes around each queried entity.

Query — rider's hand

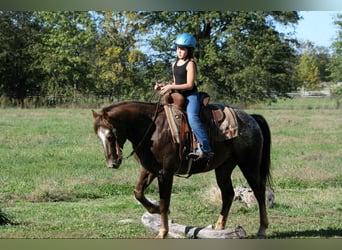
[160,84,172,95]
[154,82,165,90]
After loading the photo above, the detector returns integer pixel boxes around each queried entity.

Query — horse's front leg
[214,165,235,230]
[156,170,173,239]
[134,166,159,214]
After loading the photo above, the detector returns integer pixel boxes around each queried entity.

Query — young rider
[155,33,212,161]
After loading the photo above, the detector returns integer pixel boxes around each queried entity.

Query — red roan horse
[92,100,271,238]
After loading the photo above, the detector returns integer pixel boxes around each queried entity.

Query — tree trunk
[141,212,247,239]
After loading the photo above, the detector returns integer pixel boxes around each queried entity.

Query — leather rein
[122,90,162,160]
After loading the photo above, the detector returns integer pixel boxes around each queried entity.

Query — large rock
[234,186,275,208]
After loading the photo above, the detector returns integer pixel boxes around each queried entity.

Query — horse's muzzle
[107,159,121,169]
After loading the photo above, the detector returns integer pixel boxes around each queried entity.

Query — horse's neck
[123,102,158,143]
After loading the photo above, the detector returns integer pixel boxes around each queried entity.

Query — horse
[92,100,271,239]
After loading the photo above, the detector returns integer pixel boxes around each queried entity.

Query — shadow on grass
[269,228,342,238]
[0,209,13,226]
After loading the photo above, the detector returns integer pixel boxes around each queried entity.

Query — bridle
[111,127,123,163]
[105,91,162,162]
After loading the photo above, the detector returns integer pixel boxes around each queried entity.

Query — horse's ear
[92,110,99,119]
[102,110,109,120]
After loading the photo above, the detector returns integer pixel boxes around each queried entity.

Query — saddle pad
[218,106,239,140]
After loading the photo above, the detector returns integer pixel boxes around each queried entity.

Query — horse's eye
[107,132,114,139]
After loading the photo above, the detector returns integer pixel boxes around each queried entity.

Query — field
[0,97,341,239]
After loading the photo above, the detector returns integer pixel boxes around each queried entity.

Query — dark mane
[102,101,158,114]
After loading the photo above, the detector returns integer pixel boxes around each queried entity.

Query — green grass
[0,98,341,238]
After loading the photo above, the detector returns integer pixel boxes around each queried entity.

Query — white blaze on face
[97,126,111,155]
[96,126,121,168]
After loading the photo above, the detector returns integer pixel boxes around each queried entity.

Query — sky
[293,11,341,47]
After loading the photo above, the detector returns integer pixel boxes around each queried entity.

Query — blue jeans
[185,92,211,153]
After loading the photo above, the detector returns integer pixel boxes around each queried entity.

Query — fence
[0,94,131,109]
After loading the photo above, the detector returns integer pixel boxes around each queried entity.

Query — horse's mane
[102,101,158,115]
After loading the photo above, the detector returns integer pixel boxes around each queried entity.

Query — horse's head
[92,109,125,169]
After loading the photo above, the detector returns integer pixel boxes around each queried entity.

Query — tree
[296,50,321,90]
[0,11,41,107]
[95,11,149,101]
[33,11,97,104]
[138,11,300,104]
[329,14,342,83]
[297,41,331,83]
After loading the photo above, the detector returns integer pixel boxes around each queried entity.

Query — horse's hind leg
[214,163,235,230]
[248,176,268,237]
[240,163,269,238]
[134,166,160,214]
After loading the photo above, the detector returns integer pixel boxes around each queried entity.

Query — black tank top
[173,60,197,95]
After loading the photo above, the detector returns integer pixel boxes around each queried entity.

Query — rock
[234,186,275,208]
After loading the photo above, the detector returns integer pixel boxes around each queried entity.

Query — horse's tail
[251,114,272,185]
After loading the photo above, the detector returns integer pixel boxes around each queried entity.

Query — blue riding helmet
[175,33,196,49]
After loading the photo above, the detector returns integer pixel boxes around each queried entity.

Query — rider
[155,33,212,161]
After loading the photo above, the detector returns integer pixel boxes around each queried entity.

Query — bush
[331,85,342,109]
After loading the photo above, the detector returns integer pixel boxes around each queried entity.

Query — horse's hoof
[155,233,167,239]
[256,233,266,239]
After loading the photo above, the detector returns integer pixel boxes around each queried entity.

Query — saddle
[162,92,239,173]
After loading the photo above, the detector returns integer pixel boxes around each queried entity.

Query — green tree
[138,11,299,104]
[33,11,97,104]
[95,11,149,101]
[315,46,331,83]
[297,41,331,83]
[0,11,41,107]
[296,50,321,90]
[329,14,342,83]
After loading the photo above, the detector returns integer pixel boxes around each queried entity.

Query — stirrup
[187,151,211,161]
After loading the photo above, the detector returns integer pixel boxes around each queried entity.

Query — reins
[122,90,162,160]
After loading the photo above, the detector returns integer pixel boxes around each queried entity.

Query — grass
[0,97,341,238]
